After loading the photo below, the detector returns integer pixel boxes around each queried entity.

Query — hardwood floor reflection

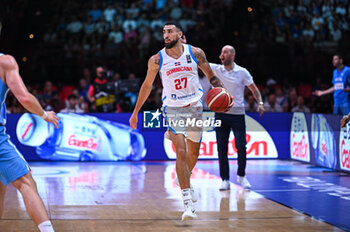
[0,162,344,232]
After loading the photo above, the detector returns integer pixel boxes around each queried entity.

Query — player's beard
[164,37,179,49]
[222,58,232,66]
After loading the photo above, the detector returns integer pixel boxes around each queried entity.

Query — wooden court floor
[0,162,345,232]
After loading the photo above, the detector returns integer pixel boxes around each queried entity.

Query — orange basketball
[205,87,231,112]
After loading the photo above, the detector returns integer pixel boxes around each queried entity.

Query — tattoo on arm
[194,48,207,64]
[154,58,160,65]
[194,47,223,87]
[210,76,223,87]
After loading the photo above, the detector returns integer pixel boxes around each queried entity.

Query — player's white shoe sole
[175,177,198,203]
[182,207,197,221]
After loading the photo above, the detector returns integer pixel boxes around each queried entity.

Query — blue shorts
[333,102,350,115]
[0,127,29,185]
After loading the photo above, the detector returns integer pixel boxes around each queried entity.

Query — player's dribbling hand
[129,113,138,130]
[44,111,60,129]
[224,95,234,112]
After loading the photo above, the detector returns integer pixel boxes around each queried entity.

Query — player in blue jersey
[0,51,59,232]
[314,54,350,115]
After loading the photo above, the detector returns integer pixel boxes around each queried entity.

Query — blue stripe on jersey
[162,96,167,101]
[0,53,7,125]
[199,99,203,106]
[0,79,9,125]
[158,51,163,71]
[198,88,203,92]
[188,45,198,64]
[159,71,163,84]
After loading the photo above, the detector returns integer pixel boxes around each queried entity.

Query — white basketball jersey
[159,44,203,107]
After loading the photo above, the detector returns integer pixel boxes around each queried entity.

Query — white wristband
[40,111,48,120]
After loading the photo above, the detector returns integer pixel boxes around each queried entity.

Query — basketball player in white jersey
[129,21,232,221]
[0,22,58,232]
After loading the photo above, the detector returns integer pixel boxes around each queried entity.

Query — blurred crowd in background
[1,0,349,114]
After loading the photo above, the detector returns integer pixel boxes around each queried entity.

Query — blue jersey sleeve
[346,67,350,88]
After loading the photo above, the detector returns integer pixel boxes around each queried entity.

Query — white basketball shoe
[237,176,251,189]
[219,180,231,191]
[182,201,197,221]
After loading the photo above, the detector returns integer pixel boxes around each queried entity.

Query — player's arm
[192,46,233,111]
[341,113,350,128]
[192,46,223,88]
[313,86,335,96]
[129,54,159,129]
[1,55,59,127]
[247,83,265,116]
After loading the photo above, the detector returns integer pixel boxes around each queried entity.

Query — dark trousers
[215,113,247,180]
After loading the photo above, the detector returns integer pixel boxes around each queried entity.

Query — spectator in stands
[124,73,138,107]
[335,3,347,16]
[245,95,258,112]
[89,4,102,22]
[123,14,137,32]
[302,23,315,41]
[124,25,137,42]
[2,0,350,114]
[42,81,55,104]
[311,12,324,31]
[276,88,287,108]
[47,91,65,113]
[78,95,89,113]
[82,68,92,84]
[321,1,333,20]
[169,1,182,20]
[78,78,90,103]
[284,88,298,112]
[292,96,311,113]
[150,14,164,31]
[330,23,342,42]
[138,27,152,57]
[66,16,83,34]
[126,2,140,19]
[60,94,84,113]
[108,25,123,44]
[84,16,95,35]
[103,4,117,24]
[96,16,110,34]
[265,93,283,112]
[137,13,151,32]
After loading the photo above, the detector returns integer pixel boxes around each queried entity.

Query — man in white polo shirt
[210,45,265,190]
